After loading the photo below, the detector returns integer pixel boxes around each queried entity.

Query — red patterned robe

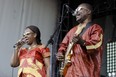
[18,47,50,77]
[58,24,103,77]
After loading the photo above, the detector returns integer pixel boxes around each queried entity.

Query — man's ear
[87,10,91,15]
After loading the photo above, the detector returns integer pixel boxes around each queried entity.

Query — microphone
[64,4,75,16]
[13,37,26,48]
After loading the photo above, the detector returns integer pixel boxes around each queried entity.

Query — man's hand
[72,35,85,46]
[72,35,80,44]
[56,52,64,61]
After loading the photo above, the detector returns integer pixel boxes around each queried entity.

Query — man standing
[56,3,104,77]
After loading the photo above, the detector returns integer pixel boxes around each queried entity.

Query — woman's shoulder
[36,44,49,51]
[36,44,45,49]
[36,44,50,54]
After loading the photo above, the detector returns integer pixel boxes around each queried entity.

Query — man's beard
[76,15,87,23]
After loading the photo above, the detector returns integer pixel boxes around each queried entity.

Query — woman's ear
[34,33,37,38]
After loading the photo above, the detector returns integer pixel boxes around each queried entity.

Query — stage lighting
[106,41,116,77]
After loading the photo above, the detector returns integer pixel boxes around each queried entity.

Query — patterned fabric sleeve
[83,24,103,52]
[41,48,50,58]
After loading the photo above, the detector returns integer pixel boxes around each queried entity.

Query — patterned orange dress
[18,47,50,77]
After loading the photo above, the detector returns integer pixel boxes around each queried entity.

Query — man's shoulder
[92,23,102,28]
[89,23,103,32]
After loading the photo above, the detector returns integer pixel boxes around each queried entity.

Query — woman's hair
[26,25,42,45]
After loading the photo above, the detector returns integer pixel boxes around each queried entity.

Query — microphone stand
[45,4,68,48]
[45,3,68,77]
